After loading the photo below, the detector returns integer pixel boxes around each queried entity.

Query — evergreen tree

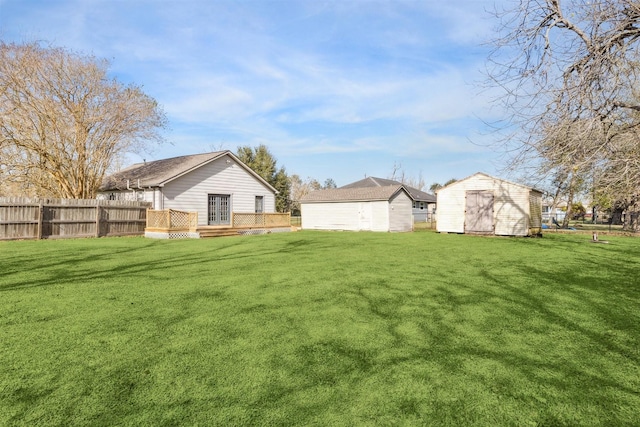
[236,145,290,212]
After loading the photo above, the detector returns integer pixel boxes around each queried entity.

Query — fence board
[0,197,151,240]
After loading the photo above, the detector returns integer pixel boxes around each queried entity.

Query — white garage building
[300,185,414,232]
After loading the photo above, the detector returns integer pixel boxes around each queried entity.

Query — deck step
[196,228,240,238]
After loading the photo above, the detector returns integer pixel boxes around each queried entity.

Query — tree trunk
[561,173,576,228]
[611,207,624,225]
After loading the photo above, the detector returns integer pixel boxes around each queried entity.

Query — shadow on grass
[2,232,639,425]
[0,235,334,292]
[256,244,640,423]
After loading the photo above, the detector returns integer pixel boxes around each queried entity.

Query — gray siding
[160,155,275,225]
[388,191,413,232]
[96,153,277,226]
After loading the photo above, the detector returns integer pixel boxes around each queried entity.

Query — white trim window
[255,195,264,213]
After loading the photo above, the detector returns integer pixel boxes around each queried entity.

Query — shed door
[465,190,494,234]
[208,194,231,225]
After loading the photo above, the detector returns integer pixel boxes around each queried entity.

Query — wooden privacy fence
[0,197,151,240]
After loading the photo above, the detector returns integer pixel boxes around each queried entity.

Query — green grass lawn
[1,231,639,426]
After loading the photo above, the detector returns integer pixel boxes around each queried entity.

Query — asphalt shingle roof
[100,151,227,191]
[300,184,408,203]
[340,177,436,202]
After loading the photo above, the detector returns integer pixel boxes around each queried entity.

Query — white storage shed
[436,172,542,236]
[300,185,413,232]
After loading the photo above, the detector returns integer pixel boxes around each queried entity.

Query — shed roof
[340,177,436,202]
[99,150,277,193]
[300,184,411,203]
[437,172,543,194]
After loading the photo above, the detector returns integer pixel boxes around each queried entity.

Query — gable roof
[300,184,411,203]
[437,172,543,194]
[340,177,436,202]
[99,151,277,193]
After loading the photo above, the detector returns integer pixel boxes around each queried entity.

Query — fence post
[95,205,101,238]
[37,201,43,240]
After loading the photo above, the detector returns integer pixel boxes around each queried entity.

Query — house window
[255,196,264,213]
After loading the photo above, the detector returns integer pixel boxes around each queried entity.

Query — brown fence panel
[0,199,40,240]
[43,204,97,239]
[101,205,148,236]
[0,197,150,240]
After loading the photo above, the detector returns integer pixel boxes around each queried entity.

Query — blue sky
[0,0,507,188]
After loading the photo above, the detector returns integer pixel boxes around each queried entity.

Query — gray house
[300,184,413,232]
[340,177,436,222]
[98,151,277,227]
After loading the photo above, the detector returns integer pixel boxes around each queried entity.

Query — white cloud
[1,0,507,185]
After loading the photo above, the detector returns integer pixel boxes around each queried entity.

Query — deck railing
[146,210,290,231]
[146,209,198,231]
[232,212,291,229]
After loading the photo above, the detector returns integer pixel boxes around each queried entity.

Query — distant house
[340,177,436,222]
[300,184,413,232]
[98,151,277,227]
[436,172,543,236]
[542,202,567,223]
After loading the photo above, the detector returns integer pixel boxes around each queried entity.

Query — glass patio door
[208,194,231,225]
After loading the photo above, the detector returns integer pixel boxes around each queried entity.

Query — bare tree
[388,161,426,190]
[487,0,640,198]
[288,174,322,215]
[0,41,167,198]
